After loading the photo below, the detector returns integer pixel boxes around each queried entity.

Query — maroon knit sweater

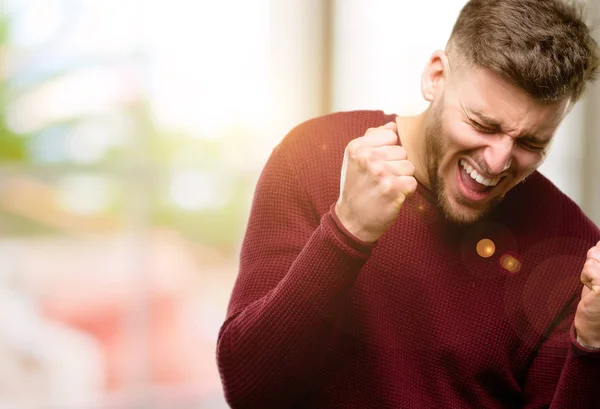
[217,110,600,408]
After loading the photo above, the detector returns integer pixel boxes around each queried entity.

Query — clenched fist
[574,240,600,348]
[334,121,418,243]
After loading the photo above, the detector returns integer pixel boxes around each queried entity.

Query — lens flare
[500,254,521,274]
[476,238,496,258]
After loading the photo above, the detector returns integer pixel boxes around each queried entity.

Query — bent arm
[217,144,373,409]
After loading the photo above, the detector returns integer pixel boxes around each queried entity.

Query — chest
[335,209,533,378]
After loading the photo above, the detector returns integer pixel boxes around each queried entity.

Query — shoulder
[499,171,599,249]
[272,110,395,214]
[278,110,395,174]
[279,110,393,153]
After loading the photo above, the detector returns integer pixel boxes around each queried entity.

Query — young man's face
[424,63,570,225]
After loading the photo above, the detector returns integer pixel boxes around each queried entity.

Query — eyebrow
[465,108,548,145]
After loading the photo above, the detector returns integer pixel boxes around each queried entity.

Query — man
[217,0,600,407]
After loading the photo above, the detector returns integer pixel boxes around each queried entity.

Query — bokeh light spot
[500,254,521,274]
[476,238,496,258]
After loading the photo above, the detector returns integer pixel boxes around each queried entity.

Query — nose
[483,135,513,176]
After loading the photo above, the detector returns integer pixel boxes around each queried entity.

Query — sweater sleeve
[216,142,374,409]
[522,299,600,408]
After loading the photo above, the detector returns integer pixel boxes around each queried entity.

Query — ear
[421,50,449,102]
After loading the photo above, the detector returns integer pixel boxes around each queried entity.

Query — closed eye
[470,121,497,134]
[518,139,545,152]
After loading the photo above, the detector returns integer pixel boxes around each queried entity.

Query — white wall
[332,0,463,115]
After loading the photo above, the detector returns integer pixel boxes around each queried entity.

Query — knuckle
[364,127,377,136]
[369,161,385,177]
[580,269,587,281]
[347,143,370,168]
[379,177,393,195]
[346,140,360,157]
[382,129,395,139]
[395,192,407,206]
[357,150,371,167]
[582,260,593,275]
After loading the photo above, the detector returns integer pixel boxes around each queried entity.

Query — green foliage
[0,6,253,248]
[0,6,28,162]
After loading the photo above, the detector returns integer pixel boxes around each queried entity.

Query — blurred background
[0,0,598,408]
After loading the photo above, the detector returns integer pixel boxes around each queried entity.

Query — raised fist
[335,121,418,243]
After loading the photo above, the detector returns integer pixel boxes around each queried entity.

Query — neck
[395,111,431,189]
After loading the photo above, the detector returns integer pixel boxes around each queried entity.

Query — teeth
[460,159,500,187]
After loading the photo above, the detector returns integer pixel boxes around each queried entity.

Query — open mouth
[456,159,503,202]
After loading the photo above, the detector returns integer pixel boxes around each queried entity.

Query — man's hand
[334,121,418,243]
[574,240,600,348]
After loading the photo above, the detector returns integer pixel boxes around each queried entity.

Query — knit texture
[217,110,600,409]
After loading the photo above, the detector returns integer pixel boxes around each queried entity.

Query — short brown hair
[447,0,600,102]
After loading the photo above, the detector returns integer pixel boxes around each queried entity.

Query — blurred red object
[19,229,225,396]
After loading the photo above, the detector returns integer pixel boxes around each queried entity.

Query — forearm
[217,211,372,409]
